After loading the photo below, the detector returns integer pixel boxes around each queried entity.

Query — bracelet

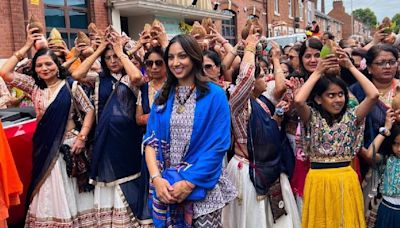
[14,51,24,61]
[221,40,229,46]
[244,45,256,54]
[150,173,161,183]
[274,69,284,74]
[77,134,88,142]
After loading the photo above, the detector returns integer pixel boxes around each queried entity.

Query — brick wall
[0,0,109,59]
[328,0,351,39]
[91,0,109,31]
[219,0,308,39]
[0,0,26,58]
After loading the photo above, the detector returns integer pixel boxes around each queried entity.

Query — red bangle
[221,40,229,45]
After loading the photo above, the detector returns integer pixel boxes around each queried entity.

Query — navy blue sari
[91,72,150,222]
[26,81,72,206]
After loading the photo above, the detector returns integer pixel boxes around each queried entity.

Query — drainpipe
[264,0,269,37]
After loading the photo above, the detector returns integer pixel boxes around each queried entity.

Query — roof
[315,10,344,24]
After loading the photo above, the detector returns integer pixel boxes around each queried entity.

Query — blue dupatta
[91,72,151,222]
[26,80,72,205]
[143,82,231,227]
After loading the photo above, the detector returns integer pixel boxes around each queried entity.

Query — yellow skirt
[302,165,366,228]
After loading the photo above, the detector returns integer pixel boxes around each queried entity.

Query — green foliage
[352,8,377,28]
[392,13,400,34]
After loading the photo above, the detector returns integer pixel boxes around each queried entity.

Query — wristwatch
[379,127,391,137]
[77,134,88,141]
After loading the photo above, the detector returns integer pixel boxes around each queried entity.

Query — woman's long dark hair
[309,76,349,126]
[30,48,68,89]
[155,34,209,105]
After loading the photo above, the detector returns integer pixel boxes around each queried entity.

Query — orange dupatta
[0,122,23,220]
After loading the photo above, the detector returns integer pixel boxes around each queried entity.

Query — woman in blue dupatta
[0,28,96,226]
[143,34,236,227]
[72,29,152,226]
[350,44,400,224]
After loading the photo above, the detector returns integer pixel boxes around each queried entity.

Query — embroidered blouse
[169,86,236,218]
[380,155,400,197]
[229,62,255,144]
[302,108,365,163]
[9,73,93,121]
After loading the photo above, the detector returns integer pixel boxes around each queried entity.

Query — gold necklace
[175,84,195,114]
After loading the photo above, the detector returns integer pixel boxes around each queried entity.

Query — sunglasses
[145,60,164,67]
[203,64,215,70]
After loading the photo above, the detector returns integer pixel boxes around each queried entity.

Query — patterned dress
[170,86,236,226]
[9,73,96,227]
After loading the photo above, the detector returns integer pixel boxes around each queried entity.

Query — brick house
[1,0,324,65]
[0,0,109,64]
[327,0,370,40]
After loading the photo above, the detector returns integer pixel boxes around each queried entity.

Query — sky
[325,0,399,22]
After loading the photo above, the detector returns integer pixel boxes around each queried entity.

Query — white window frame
[274,0,279,16]
[298,0,304,20]
[288,0,293,18]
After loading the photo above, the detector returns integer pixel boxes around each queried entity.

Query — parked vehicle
[1,107,36,226]
[266,33,307,49]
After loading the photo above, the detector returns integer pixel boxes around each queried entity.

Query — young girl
[294,49,379,227]
[360,109,400,228]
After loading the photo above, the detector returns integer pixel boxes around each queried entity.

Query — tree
[352,8,377,28]
[392,13,400,34]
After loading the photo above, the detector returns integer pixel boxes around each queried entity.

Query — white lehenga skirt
[222,155,301,228]
[25,136,96,227]
[93,184,142,227]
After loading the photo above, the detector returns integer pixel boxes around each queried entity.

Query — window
[44,0,89,48]
[221,10,236,45]
[298,0,304,19]
[274,0,279,15]
[288,0,293,18]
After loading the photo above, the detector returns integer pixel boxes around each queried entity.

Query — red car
[1,108,36,226]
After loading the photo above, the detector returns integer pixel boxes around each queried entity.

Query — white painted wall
[111,9,122,34]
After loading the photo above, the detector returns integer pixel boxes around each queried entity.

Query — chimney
[321,0,325,13]
[333,0,344,12]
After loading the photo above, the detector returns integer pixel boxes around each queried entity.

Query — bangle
[77,134,88,142]
[244,45,256,54]
[274,69,284,74]
[150,173,161,183]
[221,40,229,46]
[14,51,24,61]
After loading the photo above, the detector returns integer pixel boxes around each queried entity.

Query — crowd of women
[0,16,400,228]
